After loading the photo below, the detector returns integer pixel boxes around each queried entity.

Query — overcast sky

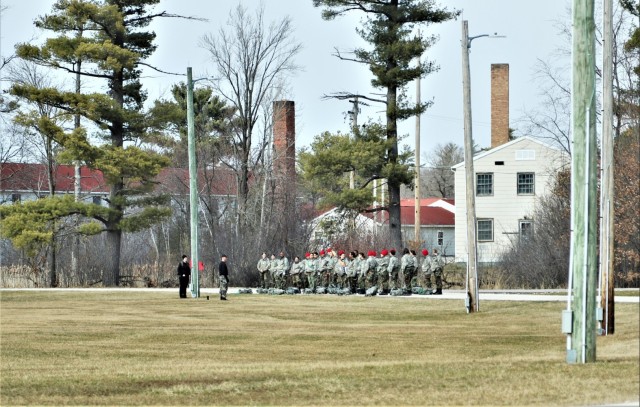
[1,0,571,159]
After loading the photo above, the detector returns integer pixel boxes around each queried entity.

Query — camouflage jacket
[257,258,270,273]
[377,256,390,274]
[291,261,304,275]
[400,254,416,272]
[366,256,378,273]
[421,256,432,274]
[387,256,400,273]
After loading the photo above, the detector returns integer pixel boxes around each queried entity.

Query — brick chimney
[273,100,296,184]
[491,64,510,148]
[271,100,296,250]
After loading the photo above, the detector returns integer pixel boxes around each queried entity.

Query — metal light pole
[187,67,200,298]
[461,20,505,313]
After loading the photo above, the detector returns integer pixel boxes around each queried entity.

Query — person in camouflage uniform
[326,249,338,287]
[257,252,271,289]
[387,249,400,290]
[346,251,359,293]
[420,249,433,289]
[376,249,390,294]
[268,254,277,289]
[317,250,328,287]
[357,252,368,292]
[432,248,444,295]
[410,249,419,288]
[306,252,320,291]
[274,251,289,289]
[335,250,348,289]
[290,255,304,289]
[400,248,417,292]
[365,250,378,290]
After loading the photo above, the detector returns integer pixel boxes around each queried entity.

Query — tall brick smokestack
[272,100,296,250]
[273,100,296,186]
[491,64,510,148]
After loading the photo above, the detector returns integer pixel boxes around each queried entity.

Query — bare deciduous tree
[200,4,302,233]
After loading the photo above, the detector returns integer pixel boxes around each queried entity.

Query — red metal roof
[0,162,108,194]
[0,163,239,196]
[399,205,454,226]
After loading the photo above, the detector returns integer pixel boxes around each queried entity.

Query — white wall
[454,137,567,263]
[401,225,455,257]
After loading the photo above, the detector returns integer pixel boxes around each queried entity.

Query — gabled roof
[0,163,239,196]
[371,198,455,227]
[0,163,108,194]
[450,136,565,170]
[399,205,455,227]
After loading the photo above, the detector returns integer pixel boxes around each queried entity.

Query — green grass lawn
[1,291,638,406]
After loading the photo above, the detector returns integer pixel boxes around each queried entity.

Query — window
[476,173,493,196]
[477,219,494,242]
[92,196,102,206]
[515,150,535,160]
[11,193,21,203]
[519,220,534,240]
[517,172,535,195]
[437,231,444,246]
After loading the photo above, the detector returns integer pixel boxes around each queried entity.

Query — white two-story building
[452,136,568,264]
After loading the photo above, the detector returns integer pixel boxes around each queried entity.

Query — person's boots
[434,288,442,295]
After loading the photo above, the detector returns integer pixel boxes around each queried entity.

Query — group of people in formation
[257,247,445,295]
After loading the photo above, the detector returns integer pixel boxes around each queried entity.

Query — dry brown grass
[1,291,638,406]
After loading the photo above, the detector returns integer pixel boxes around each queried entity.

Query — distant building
[451,136,568,263]
[398,198,455,257]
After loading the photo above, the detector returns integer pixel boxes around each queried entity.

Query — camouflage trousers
[219,276,228,299]
[376,271,389,292]
[274,272,287,289]
[306,273,317,290]
[422,272,433,289]
[365,269,377,289]
[346,275,358,292]
[402,267,416,289]
[259,271,269,289]
[290,273,302,289]
[388,269,400,290]
[434,268,443,290]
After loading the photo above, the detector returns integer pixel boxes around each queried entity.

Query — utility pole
[460,21,505,313]
[566,0,598,363]
[461,20,479,313]
[598,0,615,335]
[187,67,200,298]
[348,96,359,189]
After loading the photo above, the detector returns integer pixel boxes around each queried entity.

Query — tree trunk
[104,229,122,286]
[387,81,403,250]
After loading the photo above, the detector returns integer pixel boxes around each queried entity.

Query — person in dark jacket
[219,254,229,300]
[177,255,191,298]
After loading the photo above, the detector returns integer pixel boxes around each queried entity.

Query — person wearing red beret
[420,249,433,291]
[400,248,417,294]
[365,250,378,290]
[377,249,390,294]
[387,249,400,290]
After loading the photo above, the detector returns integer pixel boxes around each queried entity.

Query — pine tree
[313,0,459,248]
[6,0,190,286]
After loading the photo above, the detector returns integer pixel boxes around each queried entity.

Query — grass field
[1,291,638,406]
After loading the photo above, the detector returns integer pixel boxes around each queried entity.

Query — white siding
[454,137,567,263]
[401,225,455,257]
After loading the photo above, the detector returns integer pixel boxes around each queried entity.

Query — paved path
[2,287,638,303]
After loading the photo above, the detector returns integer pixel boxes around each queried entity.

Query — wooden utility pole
[461,20,479,313]
[567,0,598,363]
[598,0,615,335]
